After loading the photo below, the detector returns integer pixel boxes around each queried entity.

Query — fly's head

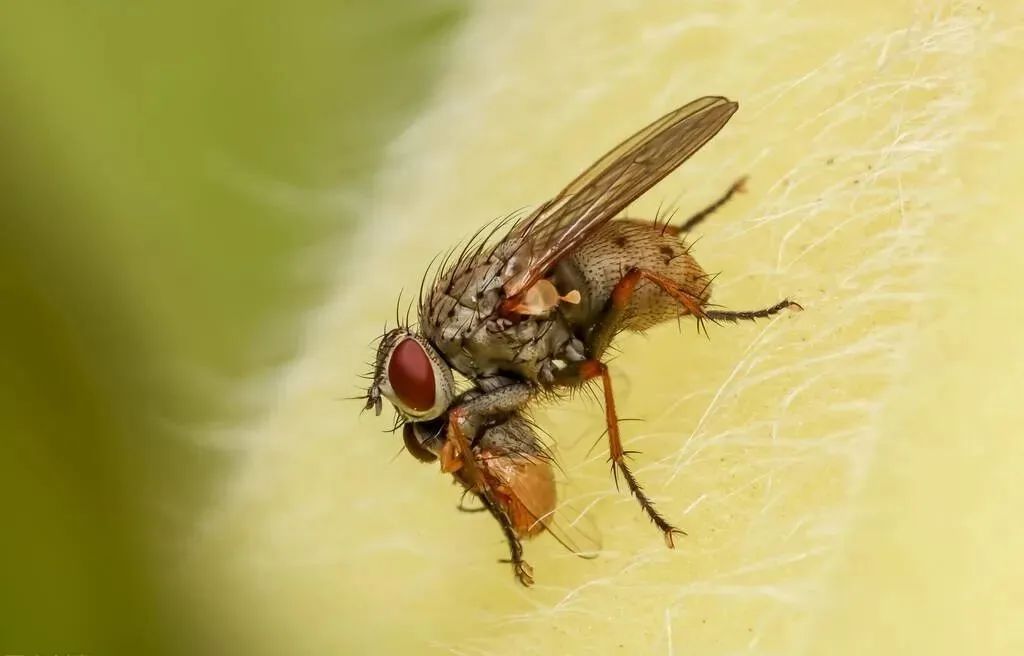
[365,328,455,422]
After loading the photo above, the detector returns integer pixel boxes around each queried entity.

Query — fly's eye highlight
[388,337,436,413]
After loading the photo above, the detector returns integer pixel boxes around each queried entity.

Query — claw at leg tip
[664,528,686,549]
[517,562,535,586]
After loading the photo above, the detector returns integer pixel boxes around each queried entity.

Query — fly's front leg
[438,382,535,585]
[439,382,533,489]
[477,490,534,586]
[553,360,683,548]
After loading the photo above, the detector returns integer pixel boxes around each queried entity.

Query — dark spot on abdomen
[614,235,628,247]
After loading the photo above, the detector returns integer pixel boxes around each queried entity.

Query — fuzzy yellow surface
[190,2,1024,654]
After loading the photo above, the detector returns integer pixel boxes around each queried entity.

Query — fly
[365,96,802,585]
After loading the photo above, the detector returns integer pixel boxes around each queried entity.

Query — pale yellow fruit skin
[188,2,1024,655]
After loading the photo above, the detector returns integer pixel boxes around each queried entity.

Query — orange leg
[439,408,482,484]
[618,268,707,317]
[439,407,534,585]
[588,266,710,358]
[439,384,533,487]
[557,360,683,548]
[575,265,799,546]
[563,267,710,545]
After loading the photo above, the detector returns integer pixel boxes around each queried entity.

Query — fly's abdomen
[558,219,712,332]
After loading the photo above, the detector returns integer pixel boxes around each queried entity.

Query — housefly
[365,96,801,584]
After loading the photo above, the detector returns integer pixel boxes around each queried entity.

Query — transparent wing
[504,96,738,298]
[530,490,603,560]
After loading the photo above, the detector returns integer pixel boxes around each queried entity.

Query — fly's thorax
[436,310,580,384]
[422,249,504,353]
[422,241,583,385]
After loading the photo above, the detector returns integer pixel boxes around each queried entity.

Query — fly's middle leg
[553,359,684,548]
[560,265,720,545]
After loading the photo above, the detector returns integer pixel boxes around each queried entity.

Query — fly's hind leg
[673,176,748,234]
[587,266,711,358]
[705,298,803,323]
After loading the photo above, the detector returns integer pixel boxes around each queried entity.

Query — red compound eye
[388,338,436,412]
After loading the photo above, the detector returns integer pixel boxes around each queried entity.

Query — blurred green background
[0,2,461,653]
